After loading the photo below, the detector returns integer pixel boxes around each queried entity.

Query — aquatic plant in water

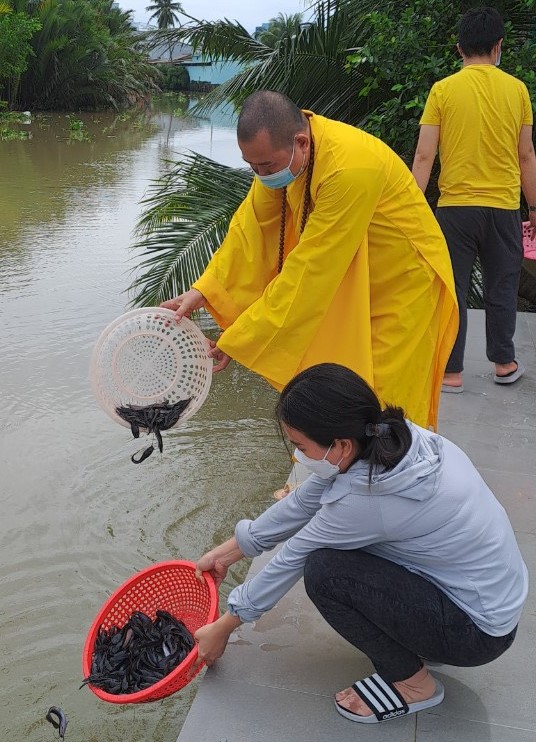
[65,115,90,141]
[0,126,29,140]
[0,105,31,139]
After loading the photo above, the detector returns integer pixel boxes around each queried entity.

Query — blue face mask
[256,138,306,190]
[495,49,501,66]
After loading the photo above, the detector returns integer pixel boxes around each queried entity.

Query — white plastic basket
[90,308,212,430]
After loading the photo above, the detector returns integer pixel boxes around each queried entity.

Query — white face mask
[495,49,501,66]
[293,443,342,479]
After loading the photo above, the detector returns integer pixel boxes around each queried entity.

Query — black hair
[458,7,504,56]
[237,90,308,149]
[276,363,412,483]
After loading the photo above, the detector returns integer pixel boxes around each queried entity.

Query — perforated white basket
[90,308,212,430]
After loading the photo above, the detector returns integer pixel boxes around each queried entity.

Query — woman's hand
[160,288,206,320]
[195,537,245,588]
[189,612,243,676]
[196,551,229,588]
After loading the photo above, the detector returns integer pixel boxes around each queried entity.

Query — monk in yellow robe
[162,91,458,430]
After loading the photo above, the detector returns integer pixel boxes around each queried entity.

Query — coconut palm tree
[130,0,536,307]
[146,0,183,30]
[17,0,159,110]
[255,12,303,49]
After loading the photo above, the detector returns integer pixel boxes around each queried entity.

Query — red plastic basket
[82,560,219,704]
[523,221,536,260]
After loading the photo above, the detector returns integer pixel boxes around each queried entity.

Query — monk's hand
[207,341,231,373]
[160,288,206,320]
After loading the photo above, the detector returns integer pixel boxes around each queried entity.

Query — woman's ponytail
[361,405,412,483]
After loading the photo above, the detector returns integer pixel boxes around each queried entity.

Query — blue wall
[183,54,244,86]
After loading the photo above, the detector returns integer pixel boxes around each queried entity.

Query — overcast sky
[118,1,311,33]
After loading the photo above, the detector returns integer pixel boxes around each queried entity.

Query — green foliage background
[347,0,536,165]
[156,63,190,91]
[0,12,41,83]
[0,0,159,110]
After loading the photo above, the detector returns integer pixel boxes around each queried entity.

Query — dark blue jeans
[304,549,517,682]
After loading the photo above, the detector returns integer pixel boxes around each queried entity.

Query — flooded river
[0,100,289,740]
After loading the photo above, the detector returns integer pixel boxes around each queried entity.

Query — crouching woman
[193,363,528,724]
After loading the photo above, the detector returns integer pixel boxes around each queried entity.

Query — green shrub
[156,63,189,91]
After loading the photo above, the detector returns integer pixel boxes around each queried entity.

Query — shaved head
[237,91,308,148]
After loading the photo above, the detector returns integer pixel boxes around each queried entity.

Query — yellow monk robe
[193,113,458,429]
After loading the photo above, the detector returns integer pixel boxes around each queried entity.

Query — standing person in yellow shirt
[412,6,536,393]
[162,90,458,430]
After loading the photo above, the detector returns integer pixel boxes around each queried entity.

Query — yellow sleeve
[420,84,441,126]
[217,164,385,385]
[192,178,288,329]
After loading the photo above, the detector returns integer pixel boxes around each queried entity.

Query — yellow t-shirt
[420,65,533,209]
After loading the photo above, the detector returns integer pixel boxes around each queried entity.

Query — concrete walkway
[177,310,536,742]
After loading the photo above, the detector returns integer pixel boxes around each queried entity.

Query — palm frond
[188,2,374,122]
[128,154,252,306]
[255,12,304,48]
[154,19,273,62]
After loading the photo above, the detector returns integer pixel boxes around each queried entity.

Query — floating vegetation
[0,126,29,141]
[0,106,31,139]
[81,610,195,695]
[65,115,90,141]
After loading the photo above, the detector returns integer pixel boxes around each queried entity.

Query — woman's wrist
[212,537,244,567]
[216,611,242,634]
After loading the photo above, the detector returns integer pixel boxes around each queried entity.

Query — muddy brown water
[0,101,289,740]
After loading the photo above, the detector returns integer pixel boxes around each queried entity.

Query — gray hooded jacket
[228,423,528,635]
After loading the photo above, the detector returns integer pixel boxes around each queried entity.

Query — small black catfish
[115,398,192,463]
[46,707,68,739]
[81,610,195,694]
